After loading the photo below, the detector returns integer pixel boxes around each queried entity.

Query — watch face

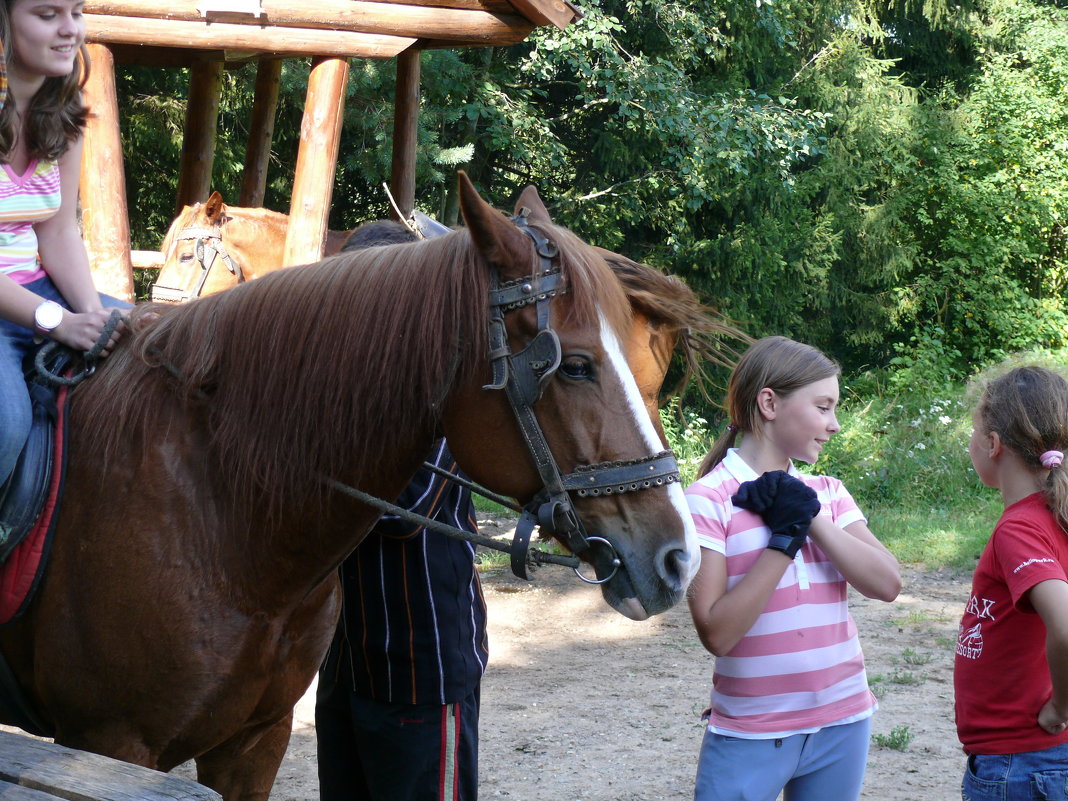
[35,301,63,331]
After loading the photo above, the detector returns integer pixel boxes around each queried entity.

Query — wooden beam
[175,60,222,212]
[86,16,417,58]
[106,44,227,66]
[390,49,420,220]
[79,43,135,302]
[505,0,577,28]
[283,56,349,267]
[84,0,533,44]
[239,58,282,207]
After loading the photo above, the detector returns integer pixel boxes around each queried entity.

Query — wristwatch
[34,300,64,333]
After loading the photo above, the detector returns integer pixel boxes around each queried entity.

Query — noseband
[151,225,243,304]
[490,209,681,581]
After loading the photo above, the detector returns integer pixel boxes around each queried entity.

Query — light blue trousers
[694,717,872,801]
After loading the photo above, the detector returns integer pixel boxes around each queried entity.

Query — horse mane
[599,249,750,401]
[74,220,632,527]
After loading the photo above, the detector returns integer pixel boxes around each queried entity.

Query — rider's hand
[49,307,125,356]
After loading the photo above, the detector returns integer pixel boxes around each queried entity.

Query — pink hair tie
[1040,450,1064,469]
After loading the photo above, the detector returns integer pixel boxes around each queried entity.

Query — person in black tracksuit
[315,222,489,801]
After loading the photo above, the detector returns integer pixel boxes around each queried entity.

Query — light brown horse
[150,191,352,303]
[0,174,703,801]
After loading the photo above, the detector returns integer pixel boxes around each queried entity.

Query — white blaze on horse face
[598,313,702,586]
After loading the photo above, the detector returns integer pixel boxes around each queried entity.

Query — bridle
[328,210,682,584]
[480,209,681,581]
[151,225,243,304]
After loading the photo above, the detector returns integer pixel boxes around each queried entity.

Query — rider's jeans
[0,275,70,485]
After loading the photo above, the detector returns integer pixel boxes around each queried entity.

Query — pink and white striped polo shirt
[0,159,61,284]
[685,448,877,738]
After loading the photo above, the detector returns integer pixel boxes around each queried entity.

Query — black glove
[733,471,821,558]
[731,470,788,515]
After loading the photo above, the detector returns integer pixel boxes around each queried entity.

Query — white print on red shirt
[1013,557,1056,574]
[957,621,984,659]
[957,595,996,660]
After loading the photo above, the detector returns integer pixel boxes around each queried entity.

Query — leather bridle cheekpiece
[488,209,681,582]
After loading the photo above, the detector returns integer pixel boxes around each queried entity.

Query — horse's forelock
[158,205,197,261]
[538,223,633,344]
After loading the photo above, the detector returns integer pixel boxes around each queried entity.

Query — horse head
[442,173,701,620]
[152,192,251,303]
[153,194,351,304]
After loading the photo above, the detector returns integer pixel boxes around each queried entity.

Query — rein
[33,310,125,388]
[151,225,242,304]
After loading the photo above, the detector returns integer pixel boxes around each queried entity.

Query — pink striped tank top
[0,159,61,284]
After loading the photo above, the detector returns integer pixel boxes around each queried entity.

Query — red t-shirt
[954,492,1068,754]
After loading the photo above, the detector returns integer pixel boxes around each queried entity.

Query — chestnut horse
[0,174,702,801]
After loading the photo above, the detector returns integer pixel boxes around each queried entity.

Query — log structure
[81,0,579,298]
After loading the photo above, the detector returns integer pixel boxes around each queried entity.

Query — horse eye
[559,355,594,381]
[179,252,194,263]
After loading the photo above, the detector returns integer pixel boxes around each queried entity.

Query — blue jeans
[0,275,123,484]
[694,717,872,801]
[963,742,1068,800]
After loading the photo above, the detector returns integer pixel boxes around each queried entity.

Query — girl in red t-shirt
[955,366,1068,800]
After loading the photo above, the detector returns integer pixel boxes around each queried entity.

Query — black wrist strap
[766,523,808,559]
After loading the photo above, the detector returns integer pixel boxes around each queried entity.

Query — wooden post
[390,48,420,221]
[283,56,349,267]
[239,58,282,207]
[175,59,222,213]
[80,43,134,302]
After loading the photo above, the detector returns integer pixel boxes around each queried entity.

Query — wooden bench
[0,731,220,801]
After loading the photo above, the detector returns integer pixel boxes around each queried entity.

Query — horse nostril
[657,543,690,591]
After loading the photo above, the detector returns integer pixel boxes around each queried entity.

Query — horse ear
[204,192,225,224]
[513,185,553,225]
[457,171,531,279]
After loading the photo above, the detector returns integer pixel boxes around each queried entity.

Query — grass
[901,648,935,666]
[872,499,998,569]
[872,725,915,751]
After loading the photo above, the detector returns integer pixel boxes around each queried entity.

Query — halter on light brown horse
[0,174,710,801]
[150,191,352,303]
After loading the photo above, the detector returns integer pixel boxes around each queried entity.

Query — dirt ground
[257,517,971,801]
[3,516,969,800]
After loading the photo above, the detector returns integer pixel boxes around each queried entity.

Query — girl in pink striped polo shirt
[685,336,901,801]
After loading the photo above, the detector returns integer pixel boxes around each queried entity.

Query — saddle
[0,345,72,612]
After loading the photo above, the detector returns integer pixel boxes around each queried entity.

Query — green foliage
[872,724,916,751]
[659,399,715,486]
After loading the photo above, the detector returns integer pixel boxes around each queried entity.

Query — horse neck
[218,208,290,272]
